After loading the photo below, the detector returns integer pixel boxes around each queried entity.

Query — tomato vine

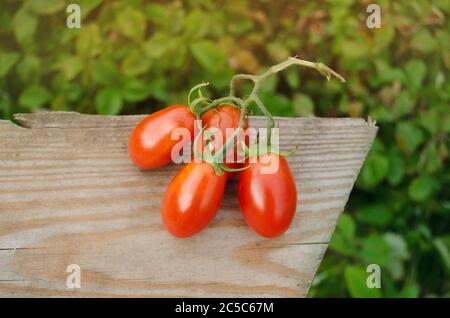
[189,56,346,175]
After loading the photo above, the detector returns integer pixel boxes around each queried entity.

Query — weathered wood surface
[0,112,377,297]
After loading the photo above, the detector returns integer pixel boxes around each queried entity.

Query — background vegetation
[0,0,449,297]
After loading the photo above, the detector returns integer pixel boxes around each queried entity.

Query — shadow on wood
[0,112,377,297]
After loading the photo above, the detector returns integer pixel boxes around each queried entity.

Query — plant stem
[198,96,244,117]
[227,56,345,149]
[229,56,345,97]
[252,95,275,143]
[211,97,249,162]
[210,57,345,164]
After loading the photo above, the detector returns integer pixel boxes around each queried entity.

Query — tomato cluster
[127,57,344,239]
[128,104,297,238]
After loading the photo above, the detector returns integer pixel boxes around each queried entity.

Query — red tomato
[161,162,227,238]
[198,104,249,180]
[128,105,196,169]
[238,153,297,238]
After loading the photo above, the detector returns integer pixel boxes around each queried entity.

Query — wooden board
[0,112,377,297]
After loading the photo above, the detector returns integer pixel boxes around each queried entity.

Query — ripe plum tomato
[238,153,297,238]
[161,162,227,238]
[198,104,249,180]
[128,105,196,169]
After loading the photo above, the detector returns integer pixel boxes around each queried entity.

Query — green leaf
[167,7,185,34]
[13,7,38,47]
[148,78,168,101]
[357,204,392,227]
[329,214,356,256]
[410,29,437,53]
[172,43,189,69]
[384,233,409,260]
[423,142,441,173]
[18,85,51,109]
[404,59,426,91]
[384,256,405,281]
[93,58,122,86]
[183,10,209,39]
[408,175,440,202]
[373,24,395,51]
[60,82,83,102]
[393,91,414,118]
[371,139,385,153]
[0,52,20,78]
[398,283,419,298]
[143,33,177,59]
[145,3,168,26]
[77,0,103,18]
[267,42,290,61]
[370,105,395,123]
[395,122,425,154]
[419,109,439,135]
[329,233,355,256]
[293,93,315,116]
[357,151,389,190]
[228,18,254,35]
[338,214,355,240]
[95,88,123,115]
[122,79,151,102]
[0,93,12,119]
[340,40,370,59]
[16,54,40,83]
[285,68,300,89]
[360,235,391,266]
[26,0,65,15]
[433,238,450,272]
[0,10,13,33]
[121,49,151,77]
[443,112,450,133]
[116,7,146,41]
[375,67,405,85]
[56,55,83,81]
[345,266,382,298]
[259,75,278,94]
[76,24,102,58]
[387,148,405,185]
[190,40,227,73]
[434,0,450,13]
[259,92,293,117]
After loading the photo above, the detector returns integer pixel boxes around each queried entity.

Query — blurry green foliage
[0,0,449,297]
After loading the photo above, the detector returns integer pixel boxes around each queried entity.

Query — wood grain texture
[0,112,377,297]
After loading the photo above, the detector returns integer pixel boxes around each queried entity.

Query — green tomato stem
[198,96,244,117]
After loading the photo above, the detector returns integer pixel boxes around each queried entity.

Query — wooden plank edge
[12,111,378,130]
